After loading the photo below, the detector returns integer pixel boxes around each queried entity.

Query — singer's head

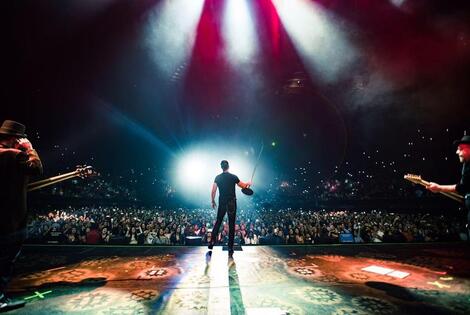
[220,160,229,171]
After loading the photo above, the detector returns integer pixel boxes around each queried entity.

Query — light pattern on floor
[6,243,470,314]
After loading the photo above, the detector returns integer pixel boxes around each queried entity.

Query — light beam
[272,0,358,83]
[223,0,259,65]
[144,0,205,78]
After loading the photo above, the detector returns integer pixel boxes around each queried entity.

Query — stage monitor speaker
[185,236,202,245]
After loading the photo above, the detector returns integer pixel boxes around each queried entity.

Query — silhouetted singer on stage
[0,120,42,312]
[209,160,251,258]
[427,133,470,233]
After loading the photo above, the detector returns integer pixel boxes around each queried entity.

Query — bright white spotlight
[179,153,207,186]
[390,0,406,8]
[144,0,204,78]
[223,0,258,65]
[272,0,358,83]
[174,143,263,206]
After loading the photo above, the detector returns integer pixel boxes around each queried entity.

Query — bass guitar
[28,165,96,192]
[404,173,464,204]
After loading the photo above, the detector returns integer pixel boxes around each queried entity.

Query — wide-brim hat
[0,120,27,138]
[453,135,470,146]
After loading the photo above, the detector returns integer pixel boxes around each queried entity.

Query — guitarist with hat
[426,133,470,235]
[0,120,42,312]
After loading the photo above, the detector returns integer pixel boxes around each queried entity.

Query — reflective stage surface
[6,243,470,314]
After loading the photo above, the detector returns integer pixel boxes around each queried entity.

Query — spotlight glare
[174,142,265,206]
[272,0,357,82]
[145,0,205,78]
[180,153,207,186]
[390,0,406,8]
[223,0,258,64]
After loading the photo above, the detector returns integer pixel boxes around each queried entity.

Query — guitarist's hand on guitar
[15,138,33,151]
[426,182,441,193]
[405,174,463,203]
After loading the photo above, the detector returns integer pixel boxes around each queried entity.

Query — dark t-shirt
[456,162,470,196]
[0,147,42,235]
[214,172,240,203]
[457,162,470,214]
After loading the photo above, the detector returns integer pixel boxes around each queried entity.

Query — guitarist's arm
[15,138,43,176]
[426,183,457,194]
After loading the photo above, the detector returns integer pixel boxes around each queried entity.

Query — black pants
[0,230,26,297]
[466,194,470,228]
[211,198,237,251]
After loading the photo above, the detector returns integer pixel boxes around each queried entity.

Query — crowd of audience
[24,128,467,247]
[37,177,140,202]
[26,206,467,246]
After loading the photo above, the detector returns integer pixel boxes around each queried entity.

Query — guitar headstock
[75,165,98,179]
[404,173,422,184]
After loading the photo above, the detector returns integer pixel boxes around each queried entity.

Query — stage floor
[5,243,470,314]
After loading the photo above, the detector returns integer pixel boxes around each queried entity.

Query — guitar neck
[438,191,464,203]
[406,177,464,203]
[28,171,79,192]
[417,179,462,199]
